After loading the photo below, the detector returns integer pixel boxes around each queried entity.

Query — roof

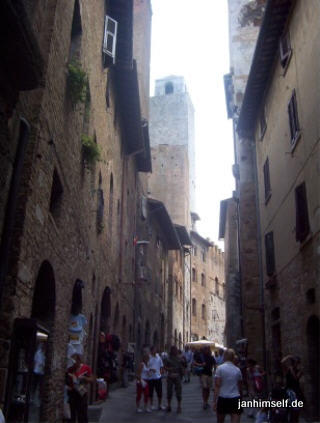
[136,119,152,172]
[174,224,192,246]
[237,0,294,136]
[190,230,213,247]
[219,199,229,240]
[114,60,145,155]
[109,0,133,70]
[148,199,181,250]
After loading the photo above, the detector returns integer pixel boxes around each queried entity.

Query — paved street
[99,376,218,423]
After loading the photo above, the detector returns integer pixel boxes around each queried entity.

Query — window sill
[290,131,301,153]
[265,192,272,205]
[281,49,292,77]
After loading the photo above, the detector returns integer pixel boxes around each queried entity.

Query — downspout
[251,135,267,381]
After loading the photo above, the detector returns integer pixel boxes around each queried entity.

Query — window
[165,82,173,94]
[201,273,205,286]
[279,31,292,69]
[193,246,197,256]
[96,177,104,235]
[192,298,197,316]
[259,106,267,139]
[69,0,82,60]
[202,250,206,262]
[265,231,275,276]
[201,304,206,320]
[192,268,196,282]
[263,157,271,202]
[288,90,300,147]
[295,182,310,243]
[49,169,63,219]
[215,277,219,296]
[103,15,118,67]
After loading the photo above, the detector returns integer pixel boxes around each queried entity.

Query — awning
[174,224,192,246]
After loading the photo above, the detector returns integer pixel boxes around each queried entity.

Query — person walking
[136,352,152,413]
[282,355,304,422]
[183,346,193,383]
[164,346,184,413]
[148,346,166,410]
[66,353,94,423]
[213,348,243,423]
[246,358,265,418]
[193,346,216,409]
[216,348,225,366]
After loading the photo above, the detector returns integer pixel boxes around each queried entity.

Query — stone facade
[238,0,320,418]
[190,231,225,345]
[0,0,152,420]
[221,0,267,365]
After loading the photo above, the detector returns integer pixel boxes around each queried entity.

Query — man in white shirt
[148,346,166,410]
[213,349,243,423]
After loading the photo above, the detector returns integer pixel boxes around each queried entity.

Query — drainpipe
[251,136,268,381]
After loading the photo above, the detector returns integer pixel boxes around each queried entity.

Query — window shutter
[103,15,118,64]
[295,182,310,242]
[288,90,300,145]
[279,32,291,68]
[265,231,275,276]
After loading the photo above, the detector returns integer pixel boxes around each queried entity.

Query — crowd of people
[134,345,305,423]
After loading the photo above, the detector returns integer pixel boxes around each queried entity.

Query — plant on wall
[67,61,88,105]
[81,135,101,166]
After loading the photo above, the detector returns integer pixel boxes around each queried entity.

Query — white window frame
[103,15,118,64]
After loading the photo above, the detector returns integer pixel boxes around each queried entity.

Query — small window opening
[265,231,276,276]
[49,169,63,219]
[263,157,271,202]
[288,90,300,147]
[279,31,292,69]
[165,82,174,94]
[295,182,310,243]
[69,0,82,61]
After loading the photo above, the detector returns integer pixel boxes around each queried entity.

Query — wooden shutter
[288,90,300,145]
[295,182,310,242]
[279,32,291,68]
[265,231,275,276]
[103,15,118,64]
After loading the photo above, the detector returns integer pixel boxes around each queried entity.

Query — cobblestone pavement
[98,376,218,423]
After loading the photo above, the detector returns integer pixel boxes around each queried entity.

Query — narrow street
[98,377,217,423]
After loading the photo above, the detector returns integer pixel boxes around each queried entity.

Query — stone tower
[148,75,195,229]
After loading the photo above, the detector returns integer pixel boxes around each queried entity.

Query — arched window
[32,261,56,326]
[165,81,174,94]
[192,268,196,282]
[192,298,197,316]
[201,304,206,319]
[201,273,205,286]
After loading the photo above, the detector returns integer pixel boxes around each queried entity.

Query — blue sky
[150,0,235,248]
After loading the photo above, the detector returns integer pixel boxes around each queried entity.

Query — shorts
[167,376,182,401]
[148,378,162,399]
[217,397,242,415]
[200,374,212,390]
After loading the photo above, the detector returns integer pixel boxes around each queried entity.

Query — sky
[150,0,235,249]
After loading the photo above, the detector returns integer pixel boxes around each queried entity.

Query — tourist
[282,355,304,422]
[216,348,225,366]
[246,358,265,418]
[148,346,166,410]
[213,348,243,423]
[193,346,216,409]
[164,346,184,413]
[136,352,152,413]
[183,346,193,383]
[66,353,94,423]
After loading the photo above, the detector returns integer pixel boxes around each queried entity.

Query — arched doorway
[100,287,111,333]
[7,261,56,422]
[307,315,320,419]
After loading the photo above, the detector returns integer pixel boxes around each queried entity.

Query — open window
[103,15,118,67]
[279,31,292,70]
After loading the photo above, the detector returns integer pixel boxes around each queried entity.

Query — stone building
[134,198,181,355]
[190,228,225,345]
[237,0,320,419]
[148,76,196,346]
[0,0,152,420]
[220,0,267,365]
